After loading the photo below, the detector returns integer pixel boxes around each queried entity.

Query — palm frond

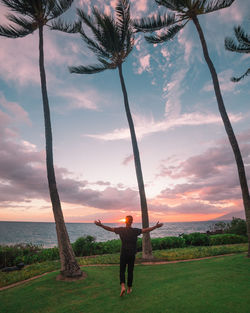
[97,57,114,67]
[48,0,74,19]
[69,64,109,74]
[133,13,176,32]
[6,13,35,31]
[79,29,111,58]
[116,0,130,42]
[231,68,250,82]
[1,0,32,15]
[234,26,250,47]
[50,18,81,33]
[92,9,121,53]
[155,0,187,12]
[145,23,185,44]
[0,24,32,38]
[77,8,105,47]
[203,0,235,14]
[225,37,250,53]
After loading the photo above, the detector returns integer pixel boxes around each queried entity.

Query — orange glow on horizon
[118,218,126,223]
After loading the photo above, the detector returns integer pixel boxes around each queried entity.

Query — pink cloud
[122,154,134,166]
[156,129,250,215]
[0,92,31,125]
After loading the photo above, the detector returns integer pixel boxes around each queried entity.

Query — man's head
[125,215,133,227]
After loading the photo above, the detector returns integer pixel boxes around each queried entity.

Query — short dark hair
[126,216,133,224]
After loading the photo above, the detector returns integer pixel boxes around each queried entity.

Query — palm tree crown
[62,0,134,74]
[225,25,250,82]
[134,0,235,43]
[0,0,73,38]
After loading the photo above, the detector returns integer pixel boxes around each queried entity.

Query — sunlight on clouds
[202,69,237,93]
[163,68,187,118]
[85,111,243,141]
[0,92,31,125]
[137,54,151,74]
[60,88,100,111]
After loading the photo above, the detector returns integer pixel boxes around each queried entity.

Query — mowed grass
[0,253,249,313]
[0,244,247,288]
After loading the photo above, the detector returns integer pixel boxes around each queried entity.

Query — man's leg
[127,254,135,293]
[120,253,126,296]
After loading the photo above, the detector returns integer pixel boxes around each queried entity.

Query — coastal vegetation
[1,254,249,313]
[0,244,247,288]
[0,218,247,270]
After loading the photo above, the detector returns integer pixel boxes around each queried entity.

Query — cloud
[85,111,243,141]
[136,54,151,74]
[122,154,134,166]
[157,128,250,211]
[59,88,101,111]
[0,104,140,211]
[202,69,237,93]
[0,92,31,125]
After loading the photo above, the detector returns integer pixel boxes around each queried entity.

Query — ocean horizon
[0,220,228,248]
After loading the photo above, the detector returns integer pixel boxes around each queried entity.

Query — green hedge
[209,234,248,245]
[0,233,247,268]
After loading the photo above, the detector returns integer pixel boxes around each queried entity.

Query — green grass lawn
[1,253,249,313]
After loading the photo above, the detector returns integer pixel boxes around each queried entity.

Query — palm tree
[54,0,153,259]
[225,25,250,82]
[0,0,82,277]
[134,0,250,257]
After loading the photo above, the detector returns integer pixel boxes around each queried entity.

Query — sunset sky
[0,0,249,223]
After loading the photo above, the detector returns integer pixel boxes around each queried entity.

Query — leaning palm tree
[53,0,153,259]
[134,0,250,257]
[0,0,82,277]
[225,25,250,82]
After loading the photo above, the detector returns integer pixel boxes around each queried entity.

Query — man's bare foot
[120,283,126,297]
[127,287,132,294]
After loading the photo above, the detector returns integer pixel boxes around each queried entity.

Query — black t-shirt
[114,227,142,255]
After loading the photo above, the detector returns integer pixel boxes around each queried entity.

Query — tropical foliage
[225,25,250,82]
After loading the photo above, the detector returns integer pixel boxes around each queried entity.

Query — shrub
[151,237,186,250]
[0,244,42,268]
[72,236,96,257]
[209,234,248,246]
[181,233,210,246]
[226,217,247,236]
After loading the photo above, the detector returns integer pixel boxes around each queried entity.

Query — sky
[0,0,249,223]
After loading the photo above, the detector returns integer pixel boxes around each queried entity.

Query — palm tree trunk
[118,64,153,259]
[192,15,250,257]
[38,24,83,275]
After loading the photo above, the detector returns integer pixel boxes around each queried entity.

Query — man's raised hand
[155,221,163,228]
[94,220,102,226]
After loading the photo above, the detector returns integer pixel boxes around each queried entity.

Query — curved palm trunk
[118,64,153,259]
[192,16,250,257]
[38,25,83,275]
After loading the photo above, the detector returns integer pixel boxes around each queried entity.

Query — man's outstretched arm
[94,220,115,232]
[142,221,163,233]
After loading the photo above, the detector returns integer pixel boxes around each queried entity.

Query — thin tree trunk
[118,64,153,259]
[192,15,250,257]
[38,25,83,275]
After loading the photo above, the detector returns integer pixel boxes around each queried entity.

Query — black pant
[120,251,135,287]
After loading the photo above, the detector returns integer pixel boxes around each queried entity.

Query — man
[94,216,163,296]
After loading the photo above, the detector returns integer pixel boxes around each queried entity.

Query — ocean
[0,220,223,248]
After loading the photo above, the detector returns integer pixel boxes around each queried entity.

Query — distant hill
[212,211,245,221]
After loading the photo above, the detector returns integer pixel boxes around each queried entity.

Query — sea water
[0,220,222,248]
